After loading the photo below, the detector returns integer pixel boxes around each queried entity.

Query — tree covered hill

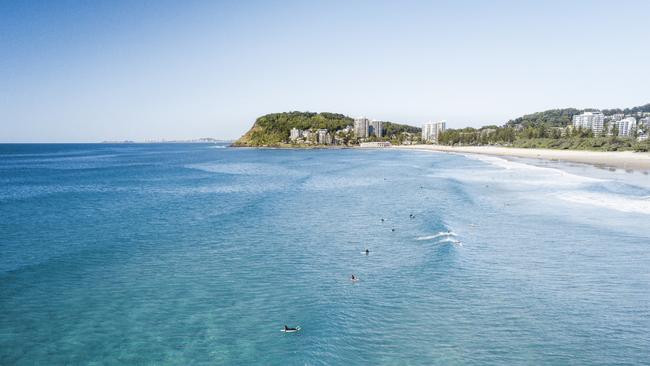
[233,111,421,146]
[233,112,352,146]
[601,103,650,116]
[505,108,582,128]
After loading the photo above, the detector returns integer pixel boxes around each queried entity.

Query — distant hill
[233,112,352,147]
[505,108,582,128]
[233,111,421,146]
[505,103,650,128]
[601,103,650,116]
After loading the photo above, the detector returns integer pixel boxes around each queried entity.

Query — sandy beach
[394,145,650,171]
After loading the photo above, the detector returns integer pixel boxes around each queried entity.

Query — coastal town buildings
[360,141,391,148]
[609,113,625,122]
[609,117,637,137]
[340,125,353,134]
[639,117,650,141]
[641,117,650,129]
[289,128,302,141]
[302,130,313,142]
[288,125,349,145]
[572,111,605,135]
[369,120,383,137]
[421,121,446,143]
[316,129,332,145]
[605,116,637,137]
[354,117,370,138]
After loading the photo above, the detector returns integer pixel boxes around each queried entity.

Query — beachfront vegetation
[438,125,650,152]
[437,103,650,152]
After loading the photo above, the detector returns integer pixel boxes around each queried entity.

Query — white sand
[393,145,650,171]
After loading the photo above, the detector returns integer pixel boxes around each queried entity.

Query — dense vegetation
[382,121,421,136]
[505,103,650,128]
[438,124,649,152]
[436,103,650,152]
[512,137,649,152]
[234,112,353,146]
[602,103,650,116]
[505,108,582,127]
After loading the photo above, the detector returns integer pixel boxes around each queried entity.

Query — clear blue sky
[1,0,649,142]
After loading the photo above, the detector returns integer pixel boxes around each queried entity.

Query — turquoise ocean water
[1,143,649,365]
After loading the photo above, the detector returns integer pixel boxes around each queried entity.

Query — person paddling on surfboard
[284,325,298,332]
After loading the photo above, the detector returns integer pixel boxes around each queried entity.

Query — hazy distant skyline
[2,0,649,142]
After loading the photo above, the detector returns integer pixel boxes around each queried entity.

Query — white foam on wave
[556,192,650,215]
[436,237,462,245]
[302,176,381,191]
[160,181,286,195]
[0,185,130,201]
[186,163,298,176]
[415,231,457,241]
[463,154,604,185]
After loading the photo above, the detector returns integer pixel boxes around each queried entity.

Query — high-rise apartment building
[572,111,605,135]
[422,121,446,143]
[354,117,370,138]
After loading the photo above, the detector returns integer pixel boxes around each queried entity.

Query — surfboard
[281,326,301,333]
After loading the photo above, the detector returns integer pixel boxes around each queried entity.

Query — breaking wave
[416,231,457,241]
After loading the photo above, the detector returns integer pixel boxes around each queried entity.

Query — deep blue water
[1,143,649,365]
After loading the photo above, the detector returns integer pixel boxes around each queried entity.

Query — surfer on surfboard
[283,325,300,332]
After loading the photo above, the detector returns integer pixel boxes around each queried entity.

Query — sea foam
[556,192,650,215]
[416,231,457,240]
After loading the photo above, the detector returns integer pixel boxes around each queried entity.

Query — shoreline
[393,144,650,171]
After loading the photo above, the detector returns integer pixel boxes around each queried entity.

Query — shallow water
[1,144,649,365]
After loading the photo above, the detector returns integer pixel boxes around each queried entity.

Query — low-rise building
[360,141,392,148]
[289,128,302,141]
[302,130,313,143]
[340,125,353,134]
[610,113,625,121]
[316,129,332,145]
[641,117,650,128]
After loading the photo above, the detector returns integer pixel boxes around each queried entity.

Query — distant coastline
[394,144,650,171]
[234,105,650,152]
[101,138,233,144]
